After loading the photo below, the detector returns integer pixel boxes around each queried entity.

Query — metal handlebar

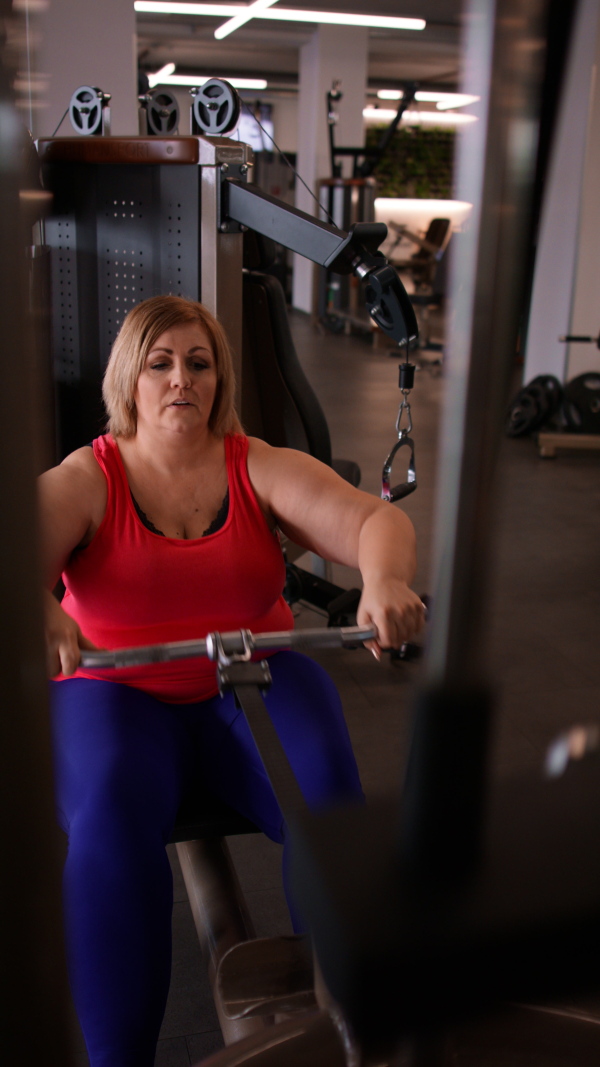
[80,625,379,670]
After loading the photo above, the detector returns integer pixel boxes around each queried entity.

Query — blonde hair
[102,295,243,438]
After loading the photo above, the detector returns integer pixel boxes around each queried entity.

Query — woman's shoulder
[39,443,108,510]
[246,436,322,471]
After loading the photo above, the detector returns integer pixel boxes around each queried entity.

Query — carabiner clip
[382,435,417,502]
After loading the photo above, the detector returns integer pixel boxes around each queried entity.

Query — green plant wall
[366,126,456,199]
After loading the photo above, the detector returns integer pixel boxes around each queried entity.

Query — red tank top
[60,433,294,702]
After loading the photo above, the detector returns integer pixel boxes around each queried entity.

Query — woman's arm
[37,447,107,676]
[247,438,424,654]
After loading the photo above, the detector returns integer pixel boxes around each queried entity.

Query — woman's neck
[118,424,221,476]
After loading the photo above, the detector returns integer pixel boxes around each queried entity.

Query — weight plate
[505,374,564,437]
[192,79,241,135]
[563,372,600,434]
[528,374,563,418]
[69,85,104,135]
[506,389,541,437]
[146,89,179,135]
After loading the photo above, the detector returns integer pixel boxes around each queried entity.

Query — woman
[40,295,423,1067]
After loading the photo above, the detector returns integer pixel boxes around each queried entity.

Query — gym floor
[67,309,600,1066]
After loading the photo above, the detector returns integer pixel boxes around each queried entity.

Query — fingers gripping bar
[80,625,378,670]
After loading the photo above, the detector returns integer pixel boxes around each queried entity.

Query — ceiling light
[215,0,279,40]
[417,92,480,110]
[434,94,480,111]
[157,73,268,88]
[376,90,480,110]
[134,3,426,31]
[148,62,176,87]
[363,107,477,127]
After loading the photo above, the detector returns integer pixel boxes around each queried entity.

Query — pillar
[292,25,368,313]
[35,0,138,138]
[524,0,600,382]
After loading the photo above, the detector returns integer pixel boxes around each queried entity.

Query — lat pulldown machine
[33,87,423,1056]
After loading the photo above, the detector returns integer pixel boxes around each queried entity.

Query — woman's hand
[44,590,99,678]
[356,576,425,661]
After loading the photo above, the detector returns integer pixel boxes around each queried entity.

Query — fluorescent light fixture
[376,89,480,110]
[364,107,477,127]
[419,92,480,111]
[148,62,176,87]
[134,3,426,31]
[431,94,478,111]
[158,73,268,88]
[215,0,279,40]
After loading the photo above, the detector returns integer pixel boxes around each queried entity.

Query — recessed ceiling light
[215,0,279,39]
[134,3,426,31]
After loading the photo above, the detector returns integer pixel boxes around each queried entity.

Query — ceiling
[137,1,465,93]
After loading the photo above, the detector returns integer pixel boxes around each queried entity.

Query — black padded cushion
[243,229,279,271]
[241,268,360,487]
[242,270,334,465]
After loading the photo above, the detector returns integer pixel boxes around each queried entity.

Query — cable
[240,98,337,227]
[51,107,69,137]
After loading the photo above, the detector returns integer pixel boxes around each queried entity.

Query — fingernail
[371,648,381,662]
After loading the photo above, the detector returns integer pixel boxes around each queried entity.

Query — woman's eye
[192,361,210,370]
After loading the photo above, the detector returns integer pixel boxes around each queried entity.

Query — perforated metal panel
[46,216,80,385]
[43,160,201,455]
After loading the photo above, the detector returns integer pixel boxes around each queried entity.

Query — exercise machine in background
[317,81,418,338]
[387,216,452,356]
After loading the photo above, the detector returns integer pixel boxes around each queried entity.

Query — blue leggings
[50,651,363,1067]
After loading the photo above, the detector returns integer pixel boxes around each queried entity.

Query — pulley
[141,89,179,135]
[69,85,110,136]
[191,79,241,136]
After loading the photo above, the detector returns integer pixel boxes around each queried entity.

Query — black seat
[241,233,360,488]
[170,779,258,843]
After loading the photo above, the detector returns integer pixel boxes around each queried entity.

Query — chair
[389,216,451,287]
[389,217,451,353]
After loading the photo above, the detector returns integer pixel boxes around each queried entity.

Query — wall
[524,0,600,382]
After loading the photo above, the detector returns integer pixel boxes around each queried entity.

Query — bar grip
[80,625,379,670]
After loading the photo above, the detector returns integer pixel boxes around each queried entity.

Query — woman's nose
[170,360,191,387]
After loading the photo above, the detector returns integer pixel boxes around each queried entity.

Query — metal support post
[198,138,252,411]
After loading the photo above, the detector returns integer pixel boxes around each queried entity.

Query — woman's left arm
[247,439,425,654]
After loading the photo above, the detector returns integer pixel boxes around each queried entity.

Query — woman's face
[134,321,218,437]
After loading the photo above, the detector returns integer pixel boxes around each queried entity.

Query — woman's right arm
[37,447,107,677]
